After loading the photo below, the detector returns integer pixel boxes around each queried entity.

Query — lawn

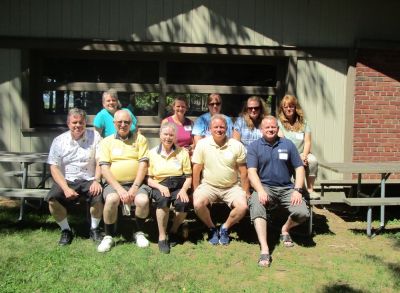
[0,200,399,293]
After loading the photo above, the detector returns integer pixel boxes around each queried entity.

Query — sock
[57,218,71,231]
[135,217,146,232]
[91,217,101,229]
[104,224,115,237]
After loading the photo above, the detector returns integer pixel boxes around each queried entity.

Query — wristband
[294,187,303,193]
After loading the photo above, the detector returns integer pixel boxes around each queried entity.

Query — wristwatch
[294,187,303,193]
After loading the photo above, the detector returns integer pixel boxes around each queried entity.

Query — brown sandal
[280,234,294,247]
[258,253,272,267]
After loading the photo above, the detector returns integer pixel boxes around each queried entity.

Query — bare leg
[90,201,103,219]
[306,175,316,192]
[170,212,187,234]
[156,207,169,241]
[134,192,150,219]
[254,218,269,254]
[223,198,247,229]
[103,193,119,225]
[194,197,215,228]
[49,200,67,222]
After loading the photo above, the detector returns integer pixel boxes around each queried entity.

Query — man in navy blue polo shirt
[247,115,310,267]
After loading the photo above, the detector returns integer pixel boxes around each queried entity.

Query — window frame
[23,42,291,130]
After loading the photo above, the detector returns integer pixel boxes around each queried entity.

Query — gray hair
[209,113,227,127]
[160,122,177,135]
[262,115,278,126]
[102,88,119,102]
[67,108,86,122]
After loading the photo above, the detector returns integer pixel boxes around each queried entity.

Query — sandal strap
[258,253,272,267]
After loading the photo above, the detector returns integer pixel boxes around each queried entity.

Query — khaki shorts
[193,183,246,208]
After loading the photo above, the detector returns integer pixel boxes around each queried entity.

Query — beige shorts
[193,183,246,208]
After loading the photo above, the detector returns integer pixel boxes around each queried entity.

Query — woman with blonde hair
[233,96,268,148]
[278,94,319,199]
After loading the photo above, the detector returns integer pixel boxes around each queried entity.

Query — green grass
[0,205,399,293]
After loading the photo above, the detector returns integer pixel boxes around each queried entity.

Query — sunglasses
[247,106,260,111]
[208,102,221,107]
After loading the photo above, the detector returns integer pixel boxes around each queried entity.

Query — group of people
[45,90,318,267]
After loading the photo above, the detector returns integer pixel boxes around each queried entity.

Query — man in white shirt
[46,108,103,246]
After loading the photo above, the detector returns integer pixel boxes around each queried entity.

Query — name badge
[224,151,234,160]
[295,132,304,140]
[112,148,123,156]
[279,153,288,160]
[173,158,182,169]
[184,125,192,131]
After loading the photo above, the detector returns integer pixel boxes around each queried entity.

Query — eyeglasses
[115,120,131,125]
[247,106,260,111]
[208,102,221,107]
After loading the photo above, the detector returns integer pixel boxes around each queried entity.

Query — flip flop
[258,253,272,267]
[280,234,294,247]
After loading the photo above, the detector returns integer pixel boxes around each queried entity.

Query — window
[28,48,284,128]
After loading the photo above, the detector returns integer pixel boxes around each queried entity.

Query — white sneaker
[309,191,321,200]
[134,232,150,248]
[97,235,114,253]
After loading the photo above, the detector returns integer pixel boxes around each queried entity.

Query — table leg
[367,206,372,237]
[380,173,388,229]
[18,162,29,221]
[308,205,313,236]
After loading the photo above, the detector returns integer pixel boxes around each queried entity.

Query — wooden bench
[307,198,332,235]
[318,179,400,197]
[343,197,400,237]
[0,188,49,220]
[0,188,49,199]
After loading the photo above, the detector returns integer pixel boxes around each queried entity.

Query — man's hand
[291,190,303,205]
[63,187,79,199]
[258,190,269,205]
[89,180,102,196]
[117,186,131,204]
[177,190,189,203]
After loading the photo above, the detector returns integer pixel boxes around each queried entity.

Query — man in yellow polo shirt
[192,114,249,245]
[97,110,150,253]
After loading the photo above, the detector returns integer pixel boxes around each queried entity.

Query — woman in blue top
[192,93,233,147]
[93,89,137,137]
[277,94,319,199]
[233,96,268,149]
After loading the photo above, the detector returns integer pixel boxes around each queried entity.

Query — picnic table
[0,151,49,220]
[319,161,400,237]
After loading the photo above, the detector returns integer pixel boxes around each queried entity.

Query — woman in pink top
[162,96,194,154]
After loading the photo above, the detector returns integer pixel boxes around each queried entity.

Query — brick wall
[354,49,400,179]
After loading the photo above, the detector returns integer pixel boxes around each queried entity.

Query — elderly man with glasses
[97,109,151,252]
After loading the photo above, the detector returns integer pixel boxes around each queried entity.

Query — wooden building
[1,0,399,186]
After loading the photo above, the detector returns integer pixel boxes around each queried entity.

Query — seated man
[97,109,150,252]
[46,108,103,246]
[192,114,249,245]
[247,116,310,267]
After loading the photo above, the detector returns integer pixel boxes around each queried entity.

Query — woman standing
[192,93,234,147]
[162,96,193,153]
[233,96,268,149]
[278,95,319,199]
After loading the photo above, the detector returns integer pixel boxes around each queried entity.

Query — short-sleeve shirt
[47,129,102,181]
[246,137,303,187]
[148,144,192,182]
[98,132,149,183]
[166,116,193,148]
[93,108,138,137]
[192,136,246,188]
[233,117,263,149]
[277,120,311,153]
[192,112,234,138]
